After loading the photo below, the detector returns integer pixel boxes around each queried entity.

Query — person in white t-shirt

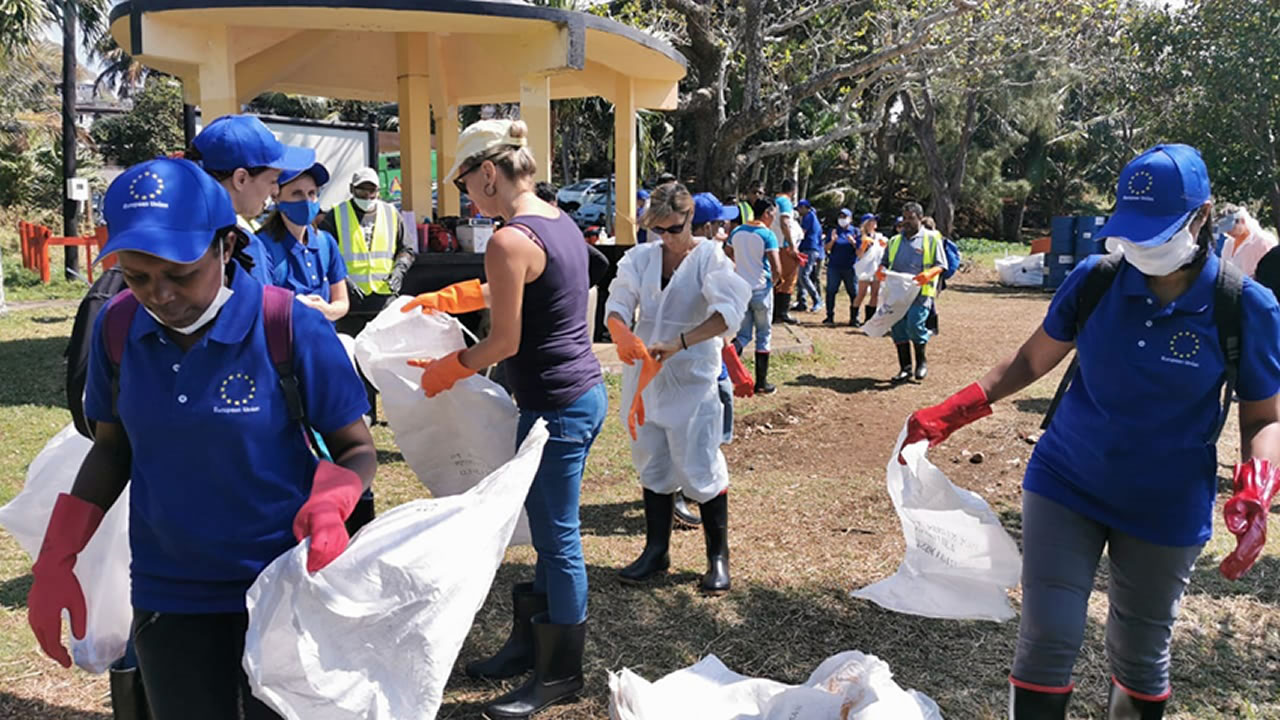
[1215,204,1278,278]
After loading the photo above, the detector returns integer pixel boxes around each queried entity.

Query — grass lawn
[0,258,1276,719]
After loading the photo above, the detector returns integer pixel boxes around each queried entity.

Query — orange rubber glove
[608,316,648,366]
[900,382,993,463]
[293,461,364,573]
[875,267,886,283]
[401,279,486,315]
[722,343,754,398]
[407,350,476,398]
[1220,458,1279,580]
[914,267,944,287]
[628,351,662,441]
[28,493,104,667]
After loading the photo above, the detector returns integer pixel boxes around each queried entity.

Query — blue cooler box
[1051,216,1076,255]
[1045,252,1076,291]
[1074,216,1108,258]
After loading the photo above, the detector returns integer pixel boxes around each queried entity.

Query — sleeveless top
[505,211,603,411]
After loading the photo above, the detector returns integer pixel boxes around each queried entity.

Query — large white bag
[243,420,549,720]
[851,422,1022,622]
[859,271,920,338]
[608,651,942,720]
[0,424,132,673]
[354,297,529,545]
[854,241,885,282]
[995,254,1044,287]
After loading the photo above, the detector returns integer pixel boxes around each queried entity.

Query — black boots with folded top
[466,583,548,680]
[481,614,587,720]
[619,489,730,595]
[1008,685,1072,719]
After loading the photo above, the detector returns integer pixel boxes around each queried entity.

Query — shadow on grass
[947,282,1050,299]
[579,500,643,538]
[375,447,405,465]
[787,374,896,395]
[1012,397,1052,415]
[0,694,109,720]
[0,337,68,409]
[0,573,31,610]
[1185,554,1280,605]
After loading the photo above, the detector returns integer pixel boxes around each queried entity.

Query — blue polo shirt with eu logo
[1027,252,1280,546]
[258,225,348,303]
[84,265,369,613]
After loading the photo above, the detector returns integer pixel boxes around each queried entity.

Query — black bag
[65,266,126,439]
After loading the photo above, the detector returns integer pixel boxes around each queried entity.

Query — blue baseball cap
[797,199,812,209]
[1096,144,1210,248]
[100,157,238,264]
[279,162,330,188]
[637,189,651,200]
[860,212,876,223]
[192,115,314,173]
[692,192,740,226]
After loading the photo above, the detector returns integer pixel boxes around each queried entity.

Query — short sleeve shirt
[828,225,859,270]
[771,196,795,248]
[84,265,369,612]
[800,211,824,257]
[726,225,779,291]
[259,225,348,303]
[1027,253,1280,546]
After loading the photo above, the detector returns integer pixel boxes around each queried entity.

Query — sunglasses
[453,163,479,195]
[650,213,690,236]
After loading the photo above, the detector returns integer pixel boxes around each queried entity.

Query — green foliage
[90,77,185,166]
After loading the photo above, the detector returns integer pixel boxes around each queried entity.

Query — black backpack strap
[1210,260,1245,443]
[1042,255,1123,429]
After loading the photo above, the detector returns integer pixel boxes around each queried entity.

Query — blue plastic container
[1051,216,1076,254]
[1073,216,1108,257]
[1045,252,1076,291]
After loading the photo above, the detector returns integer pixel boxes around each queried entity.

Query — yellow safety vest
[887,230,942,297]
[333,199,397,296]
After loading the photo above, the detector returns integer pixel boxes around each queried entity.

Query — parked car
[572,187,615,227]
[557,178,607,210]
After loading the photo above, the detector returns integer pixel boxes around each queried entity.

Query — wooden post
[613,75,637,246]
[519,74,552,183]
[428,35,459,218]
[197,26,239,120]
[396,33,432,216]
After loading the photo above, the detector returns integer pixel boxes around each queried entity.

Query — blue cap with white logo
[279,161,330,189]
[192,114,314,173]
[859,212,875,223]
[100,157,238,264]
[692,192,740,226]
[1096,144,1210,248]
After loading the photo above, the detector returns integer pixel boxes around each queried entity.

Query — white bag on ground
[608,651,942,720]
[859,271,920,338]
[995,254,1044,287]
[354,297,529,545]
[0,424,132,673]
[854,241,885,282]
[243,420,549,720]
[852,422,1021,622]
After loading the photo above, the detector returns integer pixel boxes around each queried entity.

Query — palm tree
[0,0,109,54]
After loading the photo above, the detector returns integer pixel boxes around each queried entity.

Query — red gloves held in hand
[722,343,754,398]
[901,382,993,462]
[1221,457,1279,580]
[28,493,104,668]
[293,461,365,573]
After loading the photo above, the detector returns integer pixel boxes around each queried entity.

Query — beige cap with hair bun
[445,119,529,183]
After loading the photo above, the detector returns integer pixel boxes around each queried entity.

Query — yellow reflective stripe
[887,231,941,297]
[334,200,394,294]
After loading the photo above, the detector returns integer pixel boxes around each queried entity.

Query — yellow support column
[396,33,432,216]
[428,35,459,218]
[613,75,637,246]
[197,26,239,120]
[519,74,552,183]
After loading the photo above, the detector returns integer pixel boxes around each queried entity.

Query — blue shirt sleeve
[776,196,794,216]
[1041,255,1101,342]
[762,228,779,251]
[84,305,117,424]
[322,231,347,284]
[292,300,370,433]
[1236,279,1280,402]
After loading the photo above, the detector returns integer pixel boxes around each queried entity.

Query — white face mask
[714,226,728,242]
[352,196,376,212]
[838,218,851,228]
[143,241,234,334]
[1105,225,1200,277]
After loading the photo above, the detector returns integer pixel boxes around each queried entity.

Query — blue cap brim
[97,227,217,265]
[1096,207,1195,248]
[270,145,315,172]
[279,162,330,188]
[719,204,740,222]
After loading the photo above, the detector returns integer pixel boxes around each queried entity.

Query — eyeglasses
[453,164,479,195]
[650,213,690,236]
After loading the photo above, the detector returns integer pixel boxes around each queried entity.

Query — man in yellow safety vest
[877,201,946,383]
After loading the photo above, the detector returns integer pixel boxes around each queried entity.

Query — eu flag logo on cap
[1125,170,1154,201]
[124,170,169,209]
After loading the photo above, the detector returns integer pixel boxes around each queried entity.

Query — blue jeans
[734,286,773,353]
[718,377,734,445]
[890,301,932,344]
[797,257,822,308]
[826,266,857,313]
[518,381,607,625]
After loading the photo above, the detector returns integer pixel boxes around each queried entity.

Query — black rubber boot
[754,352,776,395]
[849,307,860,327]
[864,304,877,323]
[109,663,151,720]
[892,343,913,384]
[779,294,799,324]
[344,490,376,536]
[482,614,586,720]
[673,493,701,527]
[465,583,549,679]
[913,342,928,381]
[619,490,673,584]
[1008,684,1072,719]
[772,292,785,323]
[1107,683,1167,720]
[822,310,835,326]
[699,493,730,595]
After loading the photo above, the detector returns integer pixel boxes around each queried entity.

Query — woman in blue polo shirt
[903,144,1280,719]
[26,158,375,720]
[257,162,350,323]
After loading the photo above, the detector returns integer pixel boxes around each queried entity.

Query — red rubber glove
[406,350,476,398]
[28,493,104,668]
[722,343,754,398]
[608,316,648,366]
[798,252,809,267]
[293,461,364,573]
[900,382,993,463]
[401,279,486,314]
[1220,457,1279,580]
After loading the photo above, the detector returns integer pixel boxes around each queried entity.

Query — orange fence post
[96,226,115,270]
[35,226,51,284]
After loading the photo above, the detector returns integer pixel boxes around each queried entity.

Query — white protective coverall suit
[605,239,751,503]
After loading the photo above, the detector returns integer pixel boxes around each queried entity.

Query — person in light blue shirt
[793,199,824,313]
[901,144,1280,719]
[725,197,782,394]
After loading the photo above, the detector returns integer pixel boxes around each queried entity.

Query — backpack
[66,267,127,439]
[941,238,961,280]
[1040,253,1243,443]
[101,285,313,440]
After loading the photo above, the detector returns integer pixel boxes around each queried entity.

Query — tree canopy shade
[90,76,185,166]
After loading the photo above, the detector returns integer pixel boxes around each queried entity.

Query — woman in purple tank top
[402,119,605,720]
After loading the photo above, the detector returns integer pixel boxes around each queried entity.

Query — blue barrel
[1051,216,1075,254]
[1045,252,1076,291]
[1074,216,1108,257]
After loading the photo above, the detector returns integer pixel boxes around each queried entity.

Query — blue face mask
[279,199,320,227]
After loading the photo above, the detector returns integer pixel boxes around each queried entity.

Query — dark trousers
[825,266,857,313]
[132,610,281,720]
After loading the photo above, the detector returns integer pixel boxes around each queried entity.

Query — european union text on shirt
[727,225,779,291]
[84,266,369,613]
[260,225,348,303]
[1028,253,1280,546]
[800,210,824,258]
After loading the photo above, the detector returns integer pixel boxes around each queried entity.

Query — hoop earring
[483,183,498,198]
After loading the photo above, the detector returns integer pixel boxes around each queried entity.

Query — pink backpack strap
[261,285,305,423]
[104,290,139,417]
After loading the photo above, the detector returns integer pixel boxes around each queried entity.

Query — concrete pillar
[519,74,552,183]
[396,33,432,216]
[427,35,459,218]
[197,26,238,120]
[613,75,637,246]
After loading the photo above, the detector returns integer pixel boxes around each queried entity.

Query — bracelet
[680,333,688,350]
